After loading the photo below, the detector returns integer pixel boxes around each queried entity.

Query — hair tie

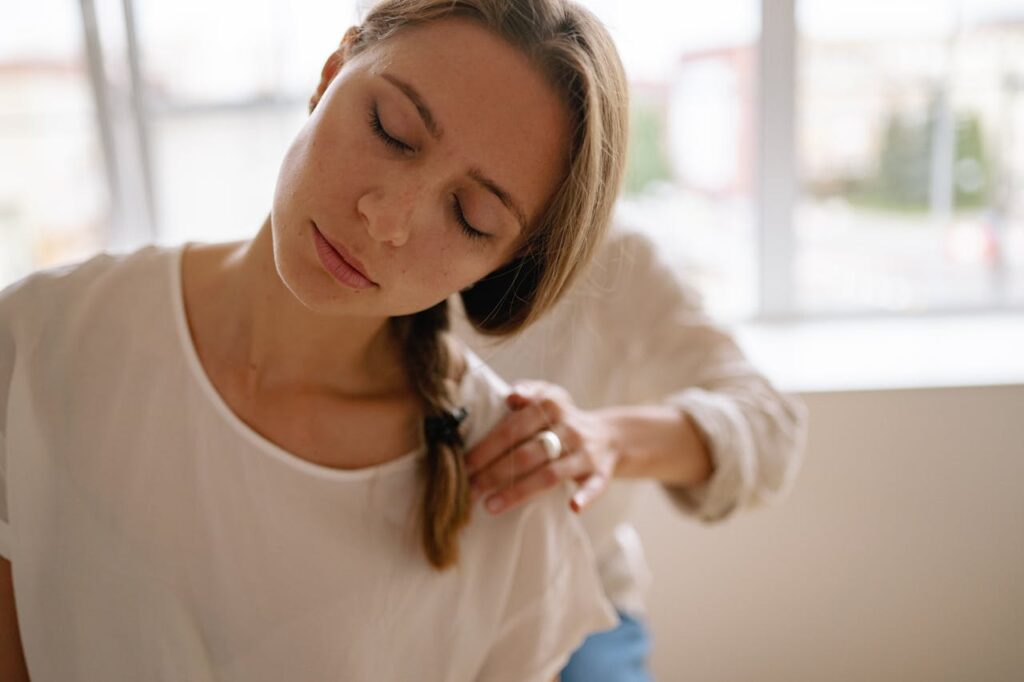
[423,406,469,446]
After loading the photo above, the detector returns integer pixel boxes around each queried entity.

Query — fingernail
[486,497,504,513]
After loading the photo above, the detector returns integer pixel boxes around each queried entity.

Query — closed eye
[368,101,489,242]
[451,195,489,241]
[368,102,414,154]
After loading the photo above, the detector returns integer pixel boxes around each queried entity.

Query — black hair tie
[423,406,469,446]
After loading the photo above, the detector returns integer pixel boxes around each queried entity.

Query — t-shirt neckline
[168,242,429,481]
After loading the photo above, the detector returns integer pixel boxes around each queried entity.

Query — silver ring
[536,429,563,462]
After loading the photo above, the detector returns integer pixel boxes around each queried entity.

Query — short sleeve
[476,485,619,682]
[0,254,122,562]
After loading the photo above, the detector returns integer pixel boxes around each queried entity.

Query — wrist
[600,404,713,486]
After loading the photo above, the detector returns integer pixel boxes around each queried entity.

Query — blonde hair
[310,0,629,569]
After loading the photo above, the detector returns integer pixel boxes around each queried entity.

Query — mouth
[311,221,378,290]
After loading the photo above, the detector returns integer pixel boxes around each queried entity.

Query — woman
[0,1,629,679]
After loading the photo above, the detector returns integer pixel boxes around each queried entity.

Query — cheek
[405,240,460,289]
[289,103,369,193]
[273,130,311,206]
[397,240,494,300]
[275,126,344,219]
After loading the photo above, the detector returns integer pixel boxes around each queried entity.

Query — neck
[202,217,408,398]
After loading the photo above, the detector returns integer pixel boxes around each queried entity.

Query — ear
[308,26,362,114]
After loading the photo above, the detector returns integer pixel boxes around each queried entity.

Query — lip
[311,221,378,289]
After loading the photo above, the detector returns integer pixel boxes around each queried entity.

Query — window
[3,0,1023,324]
[596,0,761,318]
[0,0,108,287]
[796,0,1024,315]
[135,0,361,244]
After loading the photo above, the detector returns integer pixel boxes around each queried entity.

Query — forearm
[599,404,713,487]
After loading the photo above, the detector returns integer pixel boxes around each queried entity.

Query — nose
[357,186,416,248]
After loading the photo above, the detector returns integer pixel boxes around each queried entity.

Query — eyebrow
[468,168,529,235]
[382,73,443,140]
[381,73,530,235]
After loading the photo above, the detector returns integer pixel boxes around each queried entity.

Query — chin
[271,232,339,311]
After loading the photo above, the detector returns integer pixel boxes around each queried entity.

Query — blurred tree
[850,97,990,212]
[623,99,672,195]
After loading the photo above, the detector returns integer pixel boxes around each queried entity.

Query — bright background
[4,0,1023,321]
[3,3,1024,680]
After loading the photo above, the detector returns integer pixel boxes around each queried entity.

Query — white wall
[631,384,1024,681]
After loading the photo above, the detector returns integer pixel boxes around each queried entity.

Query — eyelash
[368,103,413,154]
[450,194,488,241]
[368,102,489,242]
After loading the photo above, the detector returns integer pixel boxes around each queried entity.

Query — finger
[505,392,531,410]
[482,452,591,514]
[569,472,609,513]
[506,387,544,408]
[509,379,550,398]
[506,392,559,428]
[511,380,572,406]
[469,431,551,494]
[510,389,566,425]
[470,421,575,493]
[464,402,550,476]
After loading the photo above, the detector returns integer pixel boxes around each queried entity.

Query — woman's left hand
[465,380,620,514]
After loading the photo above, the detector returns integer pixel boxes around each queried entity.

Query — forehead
[353,18,571,228]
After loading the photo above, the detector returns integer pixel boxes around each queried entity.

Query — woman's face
[271,18,571,318]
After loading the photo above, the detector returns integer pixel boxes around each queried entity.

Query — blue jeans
[560,610,654,682]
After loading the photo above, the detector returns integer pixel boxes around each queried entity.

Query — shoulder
[451,343,512,450]
[468,471,618,679]
[451,350,605,597]
[585,222,700,300]
[571,224,708,344]
[0,245,175,333]
[0,245,180,377]
[1,251,112,323]
[462,452,612,622]
[2,243,171,295]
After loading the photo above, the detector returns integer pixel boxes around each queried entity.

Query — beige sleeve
[595,227,808,522]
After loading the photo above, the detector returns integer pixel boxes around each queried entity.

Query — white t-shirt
[0,244,617,682]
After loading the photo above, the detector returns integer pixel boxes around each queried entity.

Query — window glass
[590,0,760,319]
[796,0,1024,313]
[134,0,759,318]
[0,1,108,288]
[134,0,360,243]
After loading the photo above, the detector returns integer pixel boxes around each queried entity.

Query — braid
[390,300,472,570]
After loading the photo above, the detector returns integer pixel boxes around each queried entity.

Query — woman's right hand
[465,380,620,515]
